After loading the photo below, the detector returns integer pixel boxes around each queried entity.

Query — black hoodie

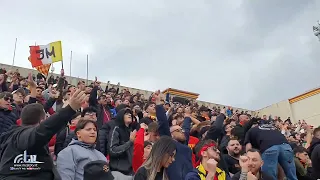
[309,137,320,179]
[108,108,134,175]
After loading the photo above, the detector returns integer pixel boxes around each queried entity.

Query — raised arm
[16,90,87,150]
[204,113,226,141]
[133,125,146,172]
[89,86,98,107]
[156,105,171,137]
[182,116,191,145]
[154,90,171,137]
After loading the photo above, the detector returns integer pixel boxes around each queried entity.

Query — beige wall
[290,93,320,126]
[257,94,320,126]
[256,100,294,122]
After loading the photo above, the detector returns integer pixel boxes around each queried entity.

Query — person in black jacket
[231,115,256,145]
[108,108,136,176]
[89,84,113,130]
[0,89,87,180]
[99,104,130,156]
[0,92,18,135]
[310,127,320,179]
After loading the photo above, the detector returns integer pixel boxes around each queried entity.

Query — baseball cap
[12,88,26,97]
[83,160,114,180]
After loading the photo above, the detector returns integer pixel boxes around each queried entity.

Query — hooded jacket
[0,105,76,180]
[309,137,320,179]
[99,119,116,156]
[56,139,107,180]
[108,109,134,175]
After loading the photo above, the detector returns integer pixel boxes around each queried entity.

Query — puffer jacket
[98,119,116,156]
[57,139,106,180]
[0,108,18,135]
[108,109,134,175]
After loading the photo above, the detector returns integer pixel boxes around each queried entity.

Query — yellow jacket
[196,163,226,180]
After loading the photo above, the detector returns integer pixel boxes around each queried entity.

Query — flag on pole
[28,56,51,76]
[29,41,63,67]
[35,64,51,76]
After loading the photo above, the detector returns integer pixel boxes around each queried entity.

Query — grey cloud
[1,0,320,110]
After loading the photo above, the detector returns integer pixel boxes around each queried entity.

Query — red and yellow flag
[29,41,63,67]
[28,57,51,76]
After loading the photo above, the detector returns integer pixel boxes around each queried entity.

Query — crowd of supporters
[0,67,319,180]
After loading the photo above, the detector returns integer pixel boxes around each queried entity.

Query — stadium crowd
[0,67,319,180]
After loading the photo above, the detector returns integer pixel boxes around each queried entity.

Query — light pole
[313,20,320,41]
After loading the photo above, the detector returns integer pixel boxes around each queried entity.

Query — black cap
[83,160,114,180]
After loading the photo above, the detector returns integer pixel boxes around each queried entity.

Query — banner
[35,64,51,76]
[29,41,63,67]
[28,57,51,76]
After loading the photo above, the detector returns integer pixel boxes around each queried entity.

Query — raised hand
[68,89,87,111]
[140,123,148,130]
[27,73,37,89]
[153,90,163,105]
[184,106,192,117]
[94,76,100,87]
[130,130,137,142]
[239,155,249,172]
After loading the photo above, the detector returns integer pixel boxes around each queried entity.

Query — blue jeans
[261,143,297,180]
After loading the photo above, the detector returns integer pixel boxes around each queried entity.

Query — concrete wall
[256,99,294,122]
[290,93,320,126]
[257,93,320,126]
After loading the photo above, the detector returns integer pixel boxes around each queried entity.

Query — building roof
[289,87,320,104]
[162,88,199,99]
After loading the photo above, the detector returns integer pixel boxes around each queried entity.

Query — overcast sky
[1,0,320,110]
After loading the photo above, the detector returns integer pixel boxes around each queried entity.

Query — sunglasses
[171,128,184,133]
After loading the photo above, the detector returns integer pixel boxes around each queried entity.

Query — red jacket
[132,128,145,172]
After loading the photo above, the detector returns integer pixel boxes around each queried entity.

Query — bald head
[239,115,249,123]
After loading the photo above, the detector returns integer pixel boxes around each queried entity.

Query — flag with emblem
[35,64,51,76]
[28,56,51,76]
[29,41,63,67]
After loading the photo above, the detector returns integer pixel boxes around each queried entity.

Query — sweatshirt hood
[115,108,132,126]
[69,139,95,149]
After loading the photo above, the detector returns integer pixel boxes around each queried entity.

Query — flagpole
[86,54,89,85]
[12,38,17,66]
[70,51,72,77]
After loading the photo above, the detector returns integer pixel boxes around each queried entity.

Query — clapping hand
[27,73,37,89]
